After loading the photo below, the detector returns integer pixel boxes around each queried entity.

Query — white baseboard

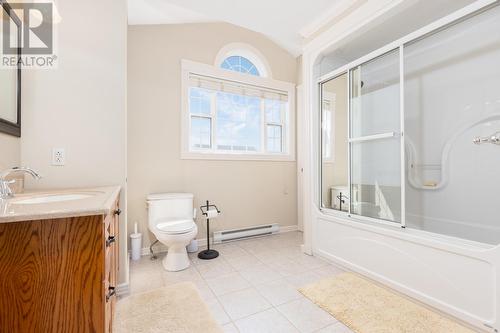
[133,224,299,257]
[301,243,313,255]
[281,225,299,233]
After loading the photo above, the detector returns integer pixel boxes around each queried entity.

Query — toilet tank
[147,193,194,228]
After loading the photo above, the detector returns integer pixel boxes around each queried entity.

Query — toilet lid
[156,219,196,234]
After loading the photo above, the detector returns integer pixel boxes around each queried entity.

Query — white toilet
[147,193,198,271]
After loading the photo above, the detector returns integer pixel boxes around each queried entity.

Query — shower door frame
[317,0,498,231]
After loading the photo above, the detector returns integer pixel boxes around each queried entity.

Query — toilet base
[198,249,219,260]
[162,245,190,271]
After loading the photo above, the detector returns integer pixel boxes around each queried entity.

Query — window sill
[181,151,295,162]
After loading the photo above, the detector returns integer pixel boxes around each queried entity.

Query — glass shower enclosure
[320,2,500,245]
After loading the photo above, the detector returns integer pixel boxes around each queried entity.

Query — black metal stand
[198,200,221,260]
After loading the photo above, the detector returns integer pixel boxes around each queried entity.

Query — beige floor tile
[218,288,272,320]
[254,279,304,306]
[292,255,329,270]
[272,258,310,277]
[314,322,354,333]
[222,322,240,333]
[225,253,263,271]
[161,265,202,285]
[253,251,291,264]
[277,298,337,333]
[238,239,272,253]
[285,271,323,288]
[213,244,249,259]
[129,268,163,295]
[206,272,252,296]
[266,238,301,249]
[128,254,164,272]
[195,258,235,279]
[206,298,232,325]
[234,308,299,333]
[278,246,305,259]
[312,264,345,279]
[189,278,217,302]
[239,264,283,285]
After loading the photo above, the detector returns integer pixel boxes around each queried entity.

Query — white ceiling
[127,0,353,56]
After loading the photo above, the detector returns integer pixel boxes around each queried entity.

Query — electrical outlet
[52,148,65,166]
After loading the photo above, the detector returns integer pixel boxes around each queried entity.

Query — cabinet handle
[114,208,122,216]
[106,235,116,247]
[106,286,116,302]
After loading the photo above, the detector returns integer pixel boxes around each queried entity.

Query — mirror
[0,1,21,137]
[320,73,349,211]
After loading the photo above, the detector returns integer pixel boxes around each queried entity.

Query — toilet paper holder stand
[198,200,221,260]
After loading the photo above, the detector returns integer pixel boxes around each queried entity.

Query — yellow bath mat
[299,272,476,333]
[114,282,222,333]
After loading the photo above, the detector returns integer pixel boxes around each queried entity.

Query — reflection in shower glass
[320,73,349,211]
[404,5,500,244]
[350,49,401,223]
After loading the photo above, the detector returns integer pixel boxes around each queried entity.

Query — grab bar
[349,132,396,143]
[473,131,500,145]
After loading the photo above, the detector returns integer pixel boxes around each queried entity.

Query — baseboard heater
[213,223,279,243]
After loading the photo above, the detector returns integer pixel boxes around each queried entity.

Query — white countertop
[0,186,121,223]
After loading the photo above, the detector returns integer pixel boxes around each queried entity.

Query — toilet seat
[156,218,196,235]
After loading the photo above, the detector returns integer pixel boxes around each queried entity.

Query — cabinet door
[0,216,104,332]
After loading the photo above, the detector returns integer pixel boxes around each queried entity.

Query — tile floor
[126,231,353,333]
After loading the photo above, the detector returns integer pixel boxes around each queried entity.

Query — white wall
[20,0,128,284]
[0,133,19,170]
[128,23,298,247]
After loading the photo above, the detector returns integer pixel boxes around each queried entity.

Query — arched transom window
[220,55,260,76]
[215,43,271,78]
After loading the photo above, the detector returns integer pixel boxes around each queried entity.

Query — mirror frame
[0,0,21,137]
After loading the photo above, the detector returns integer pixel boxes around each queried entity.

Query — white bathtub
[311,209,500,332]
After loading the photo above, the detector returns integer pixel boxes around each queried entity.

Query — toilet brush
[198,200,221,260]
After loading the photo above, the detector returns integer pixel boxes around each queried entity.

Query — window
[182,60,295,161]
[189,88,212,149]
[215,43,271,78]
[265,99,284,152]
[221,56,260,76]
[215,91,261,152]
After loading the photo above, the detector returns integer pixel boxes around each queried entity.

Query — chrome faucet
[0,167,42,199]
[473,131,500,145]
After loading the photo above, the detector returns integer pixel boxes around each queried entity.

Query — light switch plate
[52,148,65,166]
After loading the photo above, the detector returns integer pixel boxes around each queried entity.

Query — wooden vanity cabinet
[0,197,120,333]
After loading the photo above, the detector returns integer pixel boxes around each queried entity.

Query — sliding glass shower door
[349,50,402,224]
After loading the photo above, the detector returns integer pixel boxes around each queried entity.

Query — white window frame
[181,59,296,161]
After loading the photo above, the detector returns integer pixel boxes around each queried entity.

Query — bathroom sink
[11,193,97,205]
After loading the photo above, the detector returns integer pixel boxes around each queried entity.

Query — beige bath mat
[299,272,475,333]
[114,282,222,333]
